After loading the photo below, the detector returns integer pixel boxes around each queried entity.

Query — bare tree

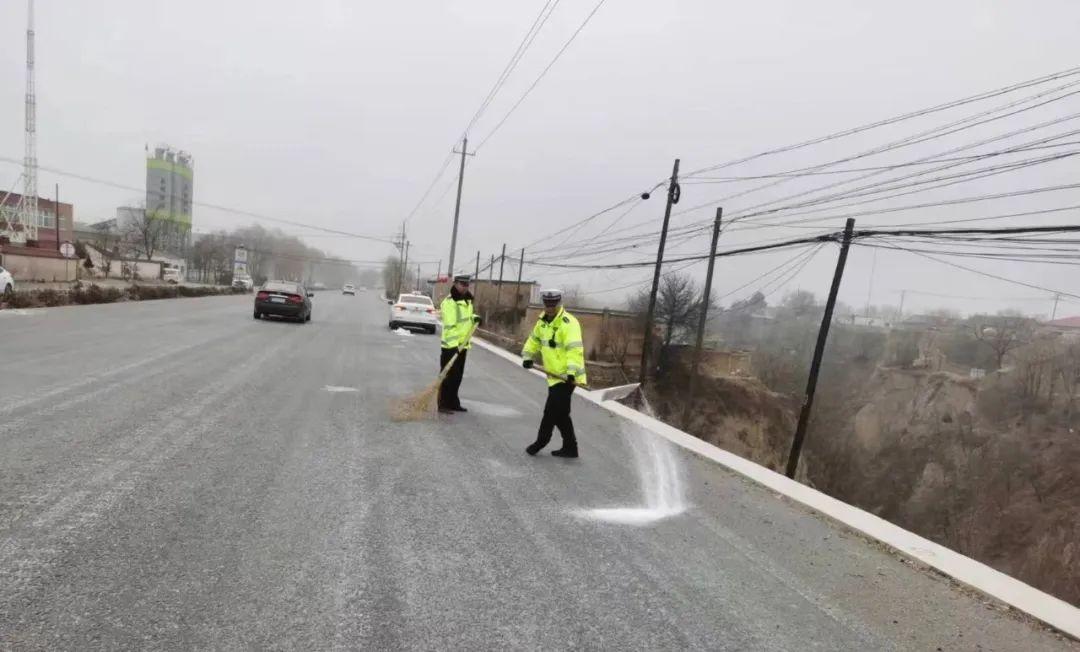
[561,285,586,308]
[1056,339,1080,426]
[87,222,123,278]
[630,273,711,347]
[973,315,1034,370]
[123,204,174,262]
[779,289,819,319]
[603,318,638,379]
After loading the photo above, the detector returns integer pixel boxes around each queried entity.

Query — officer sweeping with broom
[438,274,481,414]
[522,289,586,458]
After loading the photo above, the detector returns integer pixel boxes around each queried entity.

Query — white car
[388,293,438,334]
[0,265,14,298]
[342,284,356,295]
[232,275,254,291]
[163,267,182,284]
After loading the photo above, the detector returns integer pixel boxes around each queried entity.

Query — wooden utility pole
[446,137,474,282]
[494,243,507,317]
[785,218,856,479]
[682,208,722,428]
[1052,293,1061,321]
[638,158,681,388]
[401,240,410,295]
[474,250,480,283]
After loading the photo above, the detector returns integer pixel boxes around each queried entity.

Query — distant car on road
[342,283,356,295]
[254,281,313,323]
[0,265,14,299]
[232,275,254,291]
[388,293,438,334]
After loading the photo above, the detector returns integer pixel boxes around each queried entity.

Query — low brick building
[519,304,645,364]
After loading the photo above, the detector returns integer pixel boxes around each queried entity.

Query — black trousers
[535,383,577,452]
[438,348,467,409]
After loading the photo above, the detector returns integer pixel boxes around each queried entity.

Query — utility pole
[864,247,877,317]
[446,137,475,282]
[638,158,681,388]
[1051,293,1061,321]
[494,243,507,317]
[54,183,60,251]
[474,250,480,283]
[401,240,410,296]
[486,254,495,322]
[416,264,421,292]
[785,218,856,480]
[897,290,906,320]
[682,208,722,428]
[393,222,406,297]
[514,247,525,326]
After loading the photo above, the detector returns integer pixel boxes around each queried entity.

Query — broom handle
[535,365,590,391]
[437,321,480,381]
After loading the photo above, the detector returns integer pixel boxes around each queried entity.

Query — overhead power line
[0,155,397,244]
[476,0,611,151]
[679,64,1080,179]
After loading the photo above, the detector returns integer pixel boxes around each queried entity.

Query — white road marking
[324,385,359,393]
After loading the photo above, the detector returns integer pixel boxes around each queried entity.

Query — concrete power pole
[638,158,681,388]
[494,243,507,317]
[682,208,722,428]
[446,137,475,281]
[785,218,857,480]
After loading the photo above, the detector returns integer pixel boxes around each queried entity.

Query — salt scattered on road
[575,424,688,526]
[460,400,521,417]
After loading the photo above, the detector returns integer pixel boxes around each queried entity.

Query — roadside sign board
[233,246,248,277]
[60,242,76,259]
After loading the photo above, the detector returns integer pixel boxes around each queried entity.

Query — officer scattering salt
[521,289,587,458]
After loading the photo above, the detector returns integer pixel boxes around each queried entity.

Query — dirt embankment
[809,367,1080,607]
[656,360,1080,607]
[646,368,799,476]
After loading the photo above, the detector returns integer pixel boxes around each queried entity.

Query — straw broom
[390,321,479,421]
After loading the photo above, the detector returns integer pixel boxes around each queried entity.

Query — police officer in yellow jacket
[439,274,481,413]
[522,289,586,458]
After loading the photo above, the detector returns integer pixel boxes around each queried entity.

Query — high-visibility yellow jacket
[440,294,475,350]
[522,307,587,386]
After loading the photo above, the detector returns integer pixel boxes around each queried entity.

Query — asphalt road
[0,293,1073,651]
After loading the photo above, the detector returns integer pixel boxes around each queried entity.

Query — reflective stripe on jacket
[440,295,475,349]
[521,307,587,386]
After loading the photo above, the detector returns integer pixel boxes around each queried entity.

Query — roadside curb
[472,335,1080,639]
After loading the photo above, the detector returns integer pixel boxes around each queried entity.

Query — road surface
[0,293,1073,650]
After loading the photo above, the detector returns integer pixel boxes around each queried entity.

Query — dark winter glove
[472,315,482,326]
[566,375,576,386]
[523,359,533,369]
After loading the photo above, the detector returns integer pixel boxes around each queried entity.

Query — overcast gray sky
[2,0,1079,317]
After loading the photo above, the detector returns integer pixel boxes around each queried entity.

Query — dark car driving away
[254,281,313,323]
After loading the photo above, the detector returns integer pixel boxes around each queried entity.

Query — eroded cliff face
[656,361,1080,606]
[808,367,1080,606]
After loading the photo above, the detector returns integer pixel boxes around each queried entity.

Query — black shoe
[526,443,542,456]
[451,406,468,413]
[551,448,578,458]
